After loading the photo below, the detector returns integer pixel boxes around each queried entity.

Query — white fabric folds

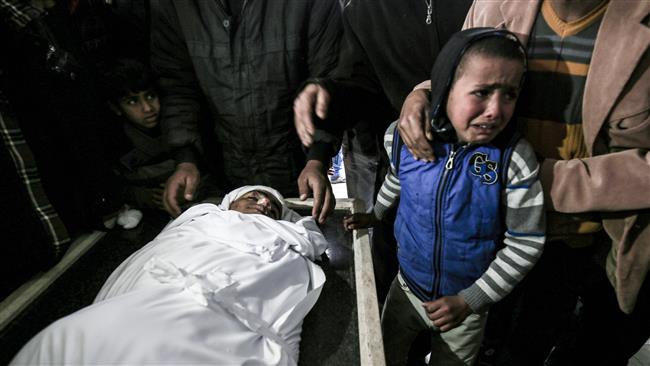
[11,202,328,365]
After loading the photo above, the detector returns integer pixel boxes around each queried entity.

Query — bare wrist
[305,159,326,174]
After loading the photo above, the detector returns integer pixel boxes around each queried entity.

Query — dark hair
[100,59,157,102]
[453,35,527,85]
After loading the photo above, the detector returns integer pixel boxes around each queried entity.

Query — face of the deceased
[229,190,282,219]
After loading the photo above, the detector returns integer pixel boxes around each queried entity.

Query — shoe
[329,174,346,184]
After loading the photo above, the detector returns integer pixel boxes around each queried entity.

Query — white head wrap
[219,185,302,222]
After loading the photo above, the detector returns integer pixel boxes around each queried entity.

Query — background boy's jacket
[117,123,175,185]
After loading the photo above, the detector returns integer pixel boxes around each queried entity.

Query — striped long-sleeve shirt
[374,122,546,312]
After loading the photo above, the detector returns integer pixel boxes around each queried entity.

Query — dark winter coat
[150,0,342,196]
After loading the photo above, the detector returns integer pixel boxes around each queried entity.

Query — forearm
[150,0,202,156]
[329,78,397,129]
[541,149,650,213]
[460,227,545,313]
[307,141,337,167]
[326,8,397,127]
[169,146,200,166]
[373,121,401,219]
[373,172,400,220]
[301,77,394,157]
[306,0,342,78]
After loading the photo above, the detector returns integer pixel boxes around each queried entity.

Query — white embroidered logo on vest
[469,152,498,185]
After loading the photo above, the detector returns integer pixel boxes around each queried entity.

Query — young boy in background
[344,28,545,365]
[102,59,175,215]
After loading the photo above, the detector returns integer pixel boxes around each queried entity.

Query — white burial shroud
[11,203,328,365]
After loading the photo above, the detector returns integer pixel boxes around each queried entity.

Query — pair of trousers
[342,127,397,303]
[381,273,486,366]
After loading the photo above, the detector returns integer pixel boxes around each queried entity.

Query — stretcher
[287,198,385,366]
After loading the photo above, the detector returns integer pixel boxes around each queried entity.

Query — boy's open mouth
[471,123,497,130]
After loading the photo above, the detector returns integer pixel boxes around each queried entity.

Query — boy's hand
[135,185,165,211]
[164,162,200,217]
[151,183,165,211]
[422,295,472,332]
[343,213,378,231]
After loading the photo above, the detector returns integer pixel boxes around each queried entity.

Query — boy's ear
[108,101,122,116]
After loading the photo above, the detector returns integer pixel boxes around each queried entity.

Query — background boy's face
[229,190,282,220]
[446,54,523,144]
[116,89,160,129]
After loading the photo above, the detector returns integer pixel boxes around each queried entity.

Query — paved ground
[332,180,348,199]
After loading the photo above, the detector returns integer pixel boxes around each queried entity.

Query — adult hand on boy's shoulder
[422,295,472,332]
[398,87,435,162]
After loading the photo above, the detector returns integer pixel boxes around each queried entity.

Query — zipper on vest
[444,148,457,170]
[444,142,471,170]
[432,144,468,299]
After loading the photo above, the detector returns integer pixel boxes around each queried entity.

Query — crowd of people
[1,0,648,365]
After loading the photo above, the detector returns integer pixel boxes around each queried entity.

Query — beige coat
[463,0,650,313]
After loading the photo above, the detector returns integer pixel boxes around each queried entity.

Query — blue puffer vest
[394,136,516,302]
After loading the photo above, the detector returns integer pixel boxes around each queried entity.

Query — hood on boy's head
[429,27,525,142]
